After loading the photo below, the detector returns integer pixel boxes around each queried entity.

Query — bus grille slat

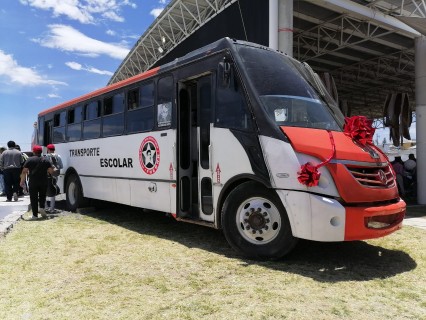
[346,164,394,188]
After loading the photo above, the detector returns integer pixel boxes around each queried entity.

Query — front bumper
[344,199,406,241]
[278,191,405,242]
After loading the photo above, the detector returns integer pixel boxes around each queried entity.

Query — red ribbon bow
[297,130,336,187]
[343,116,375,145]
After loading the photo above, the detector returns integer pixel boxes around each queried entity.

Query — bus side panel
[260,135,344,241]
[129,180,171,212]
[259,135,339,197]
[210,128,254,217]
[57,130,174,212]
[116,178,132,204]
[276,190,346,241]
[80,176,130,204]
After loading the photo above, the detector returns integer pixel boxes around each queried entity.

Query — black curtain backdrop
[153,0,269,68]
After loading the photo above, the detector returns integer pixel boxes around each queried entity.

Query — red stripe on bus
[38,67,160,116]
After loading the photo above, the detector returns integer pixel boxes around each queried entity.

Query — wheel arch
[216,174,271,229]
[64,167,84,197]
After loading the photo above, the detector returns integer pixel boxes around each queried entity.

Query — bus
[36,38,406,259]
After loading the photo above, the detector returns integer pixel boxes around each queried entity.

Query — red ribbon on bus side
[297,130,335,187]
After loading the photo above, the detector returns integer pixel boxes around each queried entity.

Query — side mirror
[218,60,232,87]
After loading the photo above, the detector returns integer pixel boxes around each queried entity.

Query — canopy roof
[109,0,425,119]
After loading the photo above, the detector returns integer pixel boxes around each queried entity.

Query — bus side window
[141,82,154,108]
[38,117,45,146]
[157,76,173,128]
[83,100,101,139]
[127,88,139,110]
[53,111,66,143]
[127,82,154,133]
[215,75,252,130]
[84,100,101,120]
[67,105,82,142]
[103,92,124,137]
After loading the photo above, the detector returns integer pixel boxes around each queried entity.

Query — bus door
[177,75,214,222]
[44,120,53,146]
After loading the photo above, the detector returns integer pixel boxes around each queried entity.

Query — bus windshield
[259,95,340,130]
[237,45,343,131]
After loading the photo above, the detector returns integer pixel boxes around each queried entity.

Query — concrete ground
[0,195,30,220]
[403,204,426,229]
[0,194,30,237]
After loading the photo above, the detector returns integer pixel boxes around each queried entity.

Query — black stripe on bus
[79,175,176,184]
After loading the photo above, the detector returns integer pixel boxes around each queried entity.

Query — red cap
[47,144,55,150]
[32,145,42,153]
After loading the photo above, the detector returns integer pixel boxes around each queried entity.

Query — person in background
[404,153,416,173]
[15,145,29,197]
[0,146,6,196]
[44,144,63,213]
[20,145,54,220]
[403,153,417,194]
[0,141,23,202]
[391,156,405,197]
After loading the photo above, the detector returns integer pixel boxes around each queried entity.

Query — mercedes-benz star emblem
[378,169,387,185]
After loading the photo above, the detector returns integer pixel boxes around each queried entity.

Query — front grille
[346,164,394,188]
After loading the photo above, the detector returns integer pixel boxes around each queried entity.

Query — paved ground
[0,194,31,236]
[0,194,425,237]
[404,204,426,229]
[0,195,30,220]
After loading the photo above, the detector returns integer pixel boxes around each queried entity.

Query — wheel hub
[244,208,270,233]
[237,197,281,244]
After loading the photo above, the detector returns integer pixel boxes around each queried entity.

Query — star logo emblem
[139,136,160,174]
[142,142,156,168]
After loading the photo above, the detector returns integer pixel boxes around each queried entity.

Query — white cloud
[123,0,137,8]
[85,66,113,76]
[149,1,170,18]
[150,8,164,18]
[34,24,129,59]
[106,29,116,36]
[48,93,61,98]
[102,11,124,22]
[65,61,82,70]
[19,0,137,24]
[66,61,113,76]
[20,0,94,24]
[0,50,67,86]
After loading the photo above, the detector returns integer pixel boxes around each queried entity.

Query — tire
[221,181,298,260]
[66,174,86,212]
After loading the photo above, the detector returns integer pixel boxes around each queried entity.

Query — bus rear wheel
[221,182,297,260]
[66,174,85,212]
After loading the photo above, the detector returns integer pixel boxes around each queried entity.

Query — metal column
[269,0,278,50]
[278,0,293,56]
[416,36,426,204]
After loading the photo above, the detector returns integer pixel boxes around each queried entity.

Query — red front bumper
[344,199,406,241]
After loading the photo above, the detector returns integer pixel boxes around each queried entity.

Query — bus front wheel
[221,182,297,260]
[66,174,85,212]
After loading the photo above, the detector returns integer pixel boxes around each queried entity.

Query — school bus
[36,38,406,259]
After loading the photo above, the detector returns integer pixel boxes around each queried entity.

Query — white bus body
[37,38,406,259]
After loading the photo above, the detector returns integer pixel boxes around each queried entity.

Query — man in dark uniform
[0,141,23,202]
[20,145,54,220]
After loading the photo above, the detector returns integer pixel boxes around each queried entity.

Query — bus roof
[38,67,159,117]
[38,37,240,117]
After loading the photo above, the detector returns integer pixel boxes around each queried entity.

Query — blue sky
[0,0,170,151]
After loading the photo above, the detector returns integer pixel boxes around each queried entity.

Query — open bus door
[44,119,53,146]
[177,75,214,222]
